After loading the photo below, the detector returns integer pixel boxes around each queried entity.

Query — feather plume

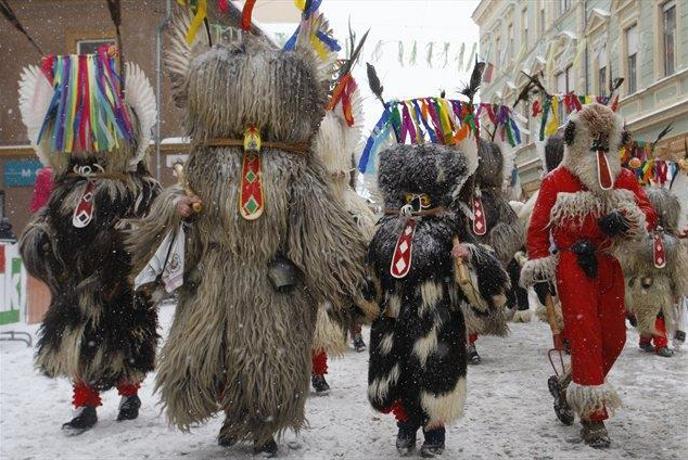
[461,60,485,102]
[105,0,124,89]
[125,63,158,169]
[0,0,43,55]
[336,28,369,81]
[366,62,385,107]
[651,124,673,151]
[18,65,54,165]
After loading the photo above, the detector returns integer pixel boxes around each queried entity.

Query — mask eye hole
[419,194,431,208]
[404,193,414,203]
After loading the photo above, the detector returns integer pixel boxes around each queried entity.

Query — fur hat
[378,143,471,210]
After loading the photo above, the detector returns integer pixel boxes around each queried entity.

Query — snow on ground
[1,303,686,460]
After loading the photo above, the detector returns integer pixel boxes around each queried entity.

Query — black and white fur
[367,143,509,430]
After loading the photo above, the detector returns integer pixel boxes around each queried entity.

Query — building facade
[0,0,298,232]
[472,0,688,195]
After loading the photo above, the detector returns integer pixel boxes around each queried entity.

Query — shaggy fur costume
[311,72,378,356]
[620,187,688,335]
[523,103,656,422]
[367,143,509,430]
[456,138,522,337]
[127,11,370,445]
[18,63,160,391]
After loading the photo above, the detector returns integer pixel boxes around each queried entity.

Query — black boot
[254,437,278,457]
[547,375,574,426]
[311,374,330,394]
[217,415,237,447]
[467,343,481,364]
[420,426,445,458]
[62,406,98,435]
[396,421,418,456]
[580,420,611,448]
[353,333,367,352]
[639,342,655,353]
[656,346,674,358]
[116,395,141,421]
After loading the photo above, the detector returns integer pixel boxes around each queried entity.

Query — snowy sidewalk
[1,304,686,459]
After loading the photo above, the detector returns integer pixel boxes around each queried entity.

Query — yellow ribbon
[545,96,559,136]
[184,0,207,45]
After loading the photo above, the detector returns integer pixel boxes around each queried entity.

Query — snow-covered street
[1,303,686,460]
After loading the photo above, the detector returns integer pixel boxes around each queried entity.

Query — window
[507,24,514,62]
[556,66,572,120]
[598,45,607,95]
[539,2,546,35]
[625,25,638,94]
[662,1,676,76]
[560,0,571,14]
[521,7,529,49]
[76,38,116,54]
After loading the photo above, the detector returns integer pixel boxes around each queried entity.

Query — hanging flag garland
[36,46,134,154]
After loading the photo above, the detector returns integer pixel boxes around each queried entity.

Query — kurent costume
[128,3,371,455]
[310,44,378,393]
[360,78,510,455]
[457,137,522,362]
[522,103,656,447]
[621,187,688,356]
[18,46,160,433]
[443,65,523,363]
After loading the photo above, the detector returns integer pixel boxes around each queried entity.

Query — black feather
[610,77,624,94]
[0,0,43,55]
[651,124,673,150]
[461,61,485,101]
[337,28,369,79]
[367,62,385,106]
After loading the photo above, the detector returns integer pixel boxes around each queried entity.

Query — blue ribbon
[358,108,391,173]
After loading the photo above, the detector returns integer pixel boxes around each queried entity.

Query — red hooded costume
[522,104,656,422]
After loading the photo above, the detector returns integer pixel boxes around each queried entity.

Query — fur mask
[560,103,625,193]
[377,143,471,211]
[166,10,334,145]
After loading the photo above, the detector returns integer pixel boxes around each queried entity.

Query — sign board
[3,160,43,187]
[0,243,27,325]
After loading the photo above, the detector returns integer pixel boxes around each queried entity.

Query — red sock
[469,333,478,345]
[117,382,141,397]
[312,351,328,376]
[382,400,409,423]
[72,382,102,408]
[653,316,668,349]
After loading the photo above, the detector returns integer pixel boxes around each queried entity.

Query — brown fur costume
[127,10,372,446]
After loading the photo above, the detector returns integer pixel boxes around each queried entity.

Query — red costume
[523,104,656,425]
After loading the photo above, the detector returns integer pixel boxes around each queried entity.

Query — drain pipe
[154,0,172,181]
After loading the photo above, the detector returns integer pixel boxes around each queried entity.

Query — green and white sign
[0,243,26,326]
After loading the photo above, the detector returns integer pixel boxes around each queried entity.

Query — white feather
[18,65,54,165]
[125,63,158,169]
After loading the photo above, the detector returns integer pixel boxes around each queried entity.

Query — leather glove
[598,210,630,237]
